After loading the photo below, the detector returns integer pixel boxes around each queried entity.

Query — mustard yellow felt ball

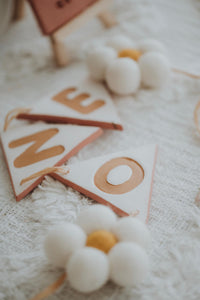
[86,230,118,253]
[118,49,142,61]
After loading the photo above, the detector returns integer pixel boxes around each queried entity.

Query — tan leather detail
[20,166,69,185]
[52,87,105,114]
[30,273,66,300]
[9,129,65,168]
[4,107,31,131]
[129,209,140,217]
[94,157,144,194]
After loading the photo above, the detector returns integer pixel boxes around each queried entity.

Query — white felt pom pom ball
[112,217,151,249]
[67,247,109,293]
[107,35,134,52]
[106,58,141,95]
[109,242,149,287]
[44,224,86,267]
[86,47,116,81]
[77,205,117,235]
[139,52,170,88]
[138,39,166,55]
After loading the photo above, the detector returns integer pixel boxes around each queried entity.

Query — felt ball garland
[36,205,151,297]
[86,46,117,81]
[86,36,171,95]
[139,52,171,88]
[107,35,135,51]
[105,58,141,95]
[86,230,118,253]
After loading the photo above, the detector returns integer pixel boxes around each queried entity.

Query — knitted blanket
[0,0,200,299]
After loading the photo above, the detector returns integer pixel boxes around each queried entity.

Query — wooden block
[13,0,25,21]
[50,34,70,67]
[18,68,123,130]
[28,0,99,35]
[1,121,102,201]
[28,0,115,66]
[52,144,158,223]
[98,10,117,28]
[52,0,114,40]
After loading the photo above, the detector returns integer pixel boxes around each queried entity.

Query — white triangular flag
[52,144,158,223]
[1,121,102,201]
[18,74,123,130]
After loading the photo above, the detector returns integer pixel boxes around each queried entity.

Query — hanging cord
[3,107,31,131]
[195,190,200,205]
[30,273,66,300]
[130,209,140,217]
[194,101,200,135]
[172,68,200,79]
[20,166,69,185]
[193,101,200,206]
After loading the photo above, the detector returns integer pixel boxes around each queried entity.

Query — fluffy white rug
[0,0,200,299]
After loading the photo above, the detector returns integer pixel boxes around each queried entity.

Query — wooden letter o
[94,157,144,194]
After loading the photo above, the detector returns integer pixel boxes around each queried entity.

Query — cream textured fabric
[0,0,200,299]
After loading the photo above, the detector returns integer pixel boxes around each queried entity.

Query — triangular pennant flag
[1,121,102,201]
[18,74,123,130]
[52,144,158,223]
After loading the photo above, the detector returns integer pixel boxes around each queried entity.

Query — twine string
[193,102,200,207]
[4,107,31,131]
[20,166,69,185]
[172,68,200,79]
[130,210,140,217]
[30,273,66,300]
[195,190,200,205]
[194,101,200,135]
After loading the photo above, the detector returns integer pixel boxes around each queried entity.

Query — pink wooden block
[28,0,98,34]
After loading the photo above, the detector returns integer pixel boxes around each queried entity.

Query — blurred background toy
[0,0,24,35]
[8,0,117,67]
[86,35,171,95]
